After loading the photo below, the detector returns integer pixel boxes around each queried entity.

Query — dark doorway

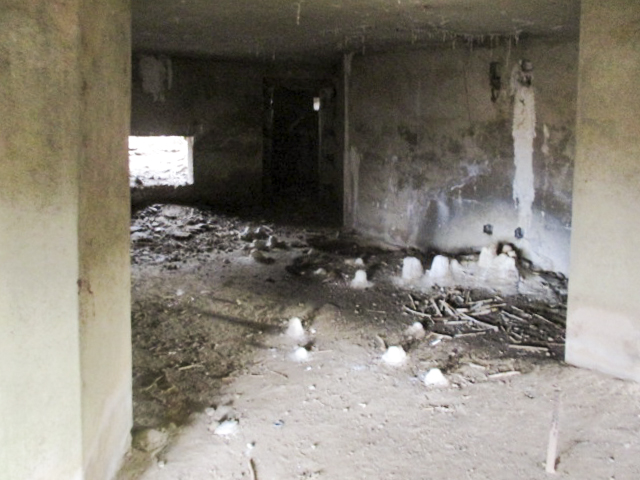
[268,86,318,197]
[263,79,341,225]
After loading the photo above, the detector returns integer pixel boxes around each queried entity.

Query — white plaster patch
[511,63,536,232]
[346,147,361,228]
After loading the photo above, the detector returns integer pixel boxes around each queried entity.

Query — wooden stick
[467,298,494,305]
[501,311,529,323]
[455,331,488,338]
[509,344,549,353]
[430,299,442,316]
[249,458,258,480]
[488,371,520,379]
[403,305,432,319]
[546,392,561,474]
[439,300,458,317]
[458,312,499,331]
[533,313,560,327]
[178,364,204,371]
[408,294,417,310]
[471,309,494,316]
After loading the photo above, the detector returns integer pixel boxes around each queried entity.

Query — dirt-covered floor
[117,203,640,480]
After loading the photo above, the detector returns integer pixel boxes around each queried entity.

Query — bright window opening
[313,97,321,111]
[129,136,194,187]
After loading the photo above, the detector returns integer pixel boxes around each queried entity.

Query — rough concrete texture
[131,0,580,62]
[346,38,577,274]
[131,57,263,206]
[566,0,640,382]
[0,1,132,479]
[79,0,132,479]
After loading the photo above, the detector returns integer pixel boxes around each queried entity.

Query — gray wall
[346,38,578,273]
[131,56,264,206]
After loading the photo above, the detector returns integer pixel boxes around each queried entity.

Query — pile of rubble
[130,204,248,266]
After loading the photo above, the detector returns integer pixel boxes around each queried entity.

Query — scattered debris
[400,287,565,357]
[251,249,275,264]
[130,204,247,266]
[132,428,170,455]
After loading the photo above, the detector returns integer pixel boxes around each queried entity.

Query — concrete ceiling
[132,0,580,62]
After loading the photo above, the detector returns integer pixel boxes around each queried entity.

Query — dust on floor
[117,205,640,480]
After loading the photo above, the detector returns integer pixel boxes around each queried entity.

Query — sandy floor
[117,205,640,480]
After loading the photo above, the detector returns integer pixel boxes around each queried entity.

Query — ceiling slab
[132,0,580,61]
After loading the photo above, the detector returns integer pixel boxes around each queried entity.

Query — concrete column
[567,0,640,381]
[0,1,132,479]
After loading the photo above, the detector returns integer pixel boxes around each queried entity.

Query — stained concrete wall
[346,39,578,274]
[566,0,640,381]
[79,0,132,478]
[0,1,131,479]
[131,56,263,206]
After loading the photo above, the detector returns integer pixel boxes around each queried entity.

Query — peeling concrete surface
[347,38,577,274]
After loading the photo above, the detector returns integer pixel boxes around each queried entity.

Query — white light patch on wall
[313,97,321,111]
[510,61,536,232]
[129,136,193,187]
[139,55,172,102]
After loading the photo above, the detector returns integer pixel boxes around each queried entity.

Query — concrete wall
[131,56,263,206]
[0,1,132,479]
[346,38,578,274]
[566,0,640,381]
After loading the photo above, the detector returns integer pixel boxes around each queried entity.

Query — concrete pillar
[567,0,640,381]
[0,1,132,479]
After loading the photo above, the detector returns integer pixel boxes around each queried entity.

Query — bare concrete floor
[118,205,640,480]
